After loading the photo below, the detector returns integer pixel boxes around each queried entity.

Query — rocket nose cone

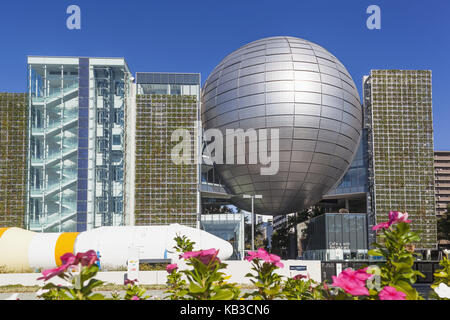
[207,235,233,261]
[217,240,233,261]
[199,231,234,261]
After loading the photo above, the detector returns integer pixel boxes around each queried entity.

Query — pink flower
[372,221,390,231]
[372,211,411,231]
[245,248,284,268]
[124,278,138,286]
[378,286,407,300]
[293,274,307,280]
[38,253,78,281]
[352,268,374,282]
[76,250,98,267]
[268,253,284,268]
[273,261,284,268]
[166,264,178,274]
[37,250,99,282]
[245,248,269,262]
[332,275,369,296]
[331,268,371,296]
[131,295,140,300]
[388,211,412,225]
[180,249,220,266]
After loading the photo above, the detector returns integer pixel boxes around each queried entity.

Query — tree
[270,206,324,258]
[203,204,236,215]
[244,216,264,250]
[437,213,450,241]
[271,224,290,258]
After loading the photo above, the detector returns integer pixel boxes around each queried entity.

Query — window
[112,135,121,146]
[115,81,124,97]
[114,110,124,125]
[97,110,105,124]
[96,168,108,181]
[97,200,107,213]
[97,138,107,150]
[112,166,123,182]
[113,197,123,214]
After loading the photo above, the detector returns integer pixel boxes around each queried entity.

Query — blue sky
[0,0,448,149]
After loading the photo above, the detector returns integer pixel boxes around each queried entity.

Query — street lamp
[243,194,262,251]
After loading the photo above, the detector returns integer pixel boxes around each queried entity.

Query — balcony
[29,211,77,232]
[32,84,79,106]
[31,148,78,167]
[30,178,77,199]
[31,117,78,138]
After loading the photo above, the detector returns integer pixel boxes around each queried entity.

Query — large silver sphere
[201,36,362,215]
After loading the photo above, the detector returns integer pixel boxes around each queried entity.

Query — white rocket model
[0,224,233,272]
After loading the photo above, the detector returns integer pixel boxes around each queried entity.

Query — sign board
[290,265,307,271]
[335,249,344,260]
[329,242,350,250]
[96,251,101,270]
[127,247,140,281]
[336,263,342,275]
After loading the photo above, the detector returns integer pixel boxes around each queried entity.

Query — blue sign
[290,265,307,271]
[96,251,101,270]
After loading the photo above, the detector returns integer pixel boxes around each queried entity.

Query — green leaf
[368,289,378,296]
[211,289,234,300]
[414,270,425,278]
[88,293,106,300]
[81,279,104,295]
[396,222,410,235]
[393,281,421,300]
[42,283,60,290]
[391,261,412,270]
[188,283,206,294]
[368,249,383,257]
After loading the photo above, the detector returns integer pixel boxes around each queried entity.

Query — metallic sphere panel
[201,36,362,215]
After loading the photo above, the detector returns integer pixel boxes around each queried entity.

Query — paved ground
[413,284,433,299]
[1,285,433,300]
[0,290,168,300]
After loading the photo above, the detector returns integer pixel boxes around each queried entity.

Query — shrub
[368,211,424,300]
[35,211,440,301]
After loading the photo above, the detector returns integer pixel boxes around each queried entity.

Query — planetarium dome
[201,36,362,215]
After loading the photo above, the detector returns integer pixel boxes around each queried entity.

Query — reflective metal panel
[201,37,362,215]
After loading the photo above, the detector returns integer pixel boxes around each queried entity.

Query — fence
[321,260,441,284]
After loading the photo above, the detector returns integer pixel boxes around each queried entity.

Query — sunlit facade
[302,213,368,261]
[321,130,368,214]
[434,151,450,216]
[26,57,131,232]
[131,73,201,227]
[0,93,28,228]
[364,70,437,249]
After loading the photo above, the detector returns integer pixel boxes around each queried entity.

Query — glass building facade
[0,93,28,228]
[201,213,245,260]
[365,70,437,249]
[434,151,450,216]
[302,213,368,261]
[27,57,131,232]
[320,129,369,214]
[132,73,200,227]
[326,130,368,196]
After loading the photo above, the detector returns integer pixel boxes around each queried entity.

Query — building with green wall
[129,73,201,227]
[0,93,28,227]
[364,70,437,249]
[26,57,131,232]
